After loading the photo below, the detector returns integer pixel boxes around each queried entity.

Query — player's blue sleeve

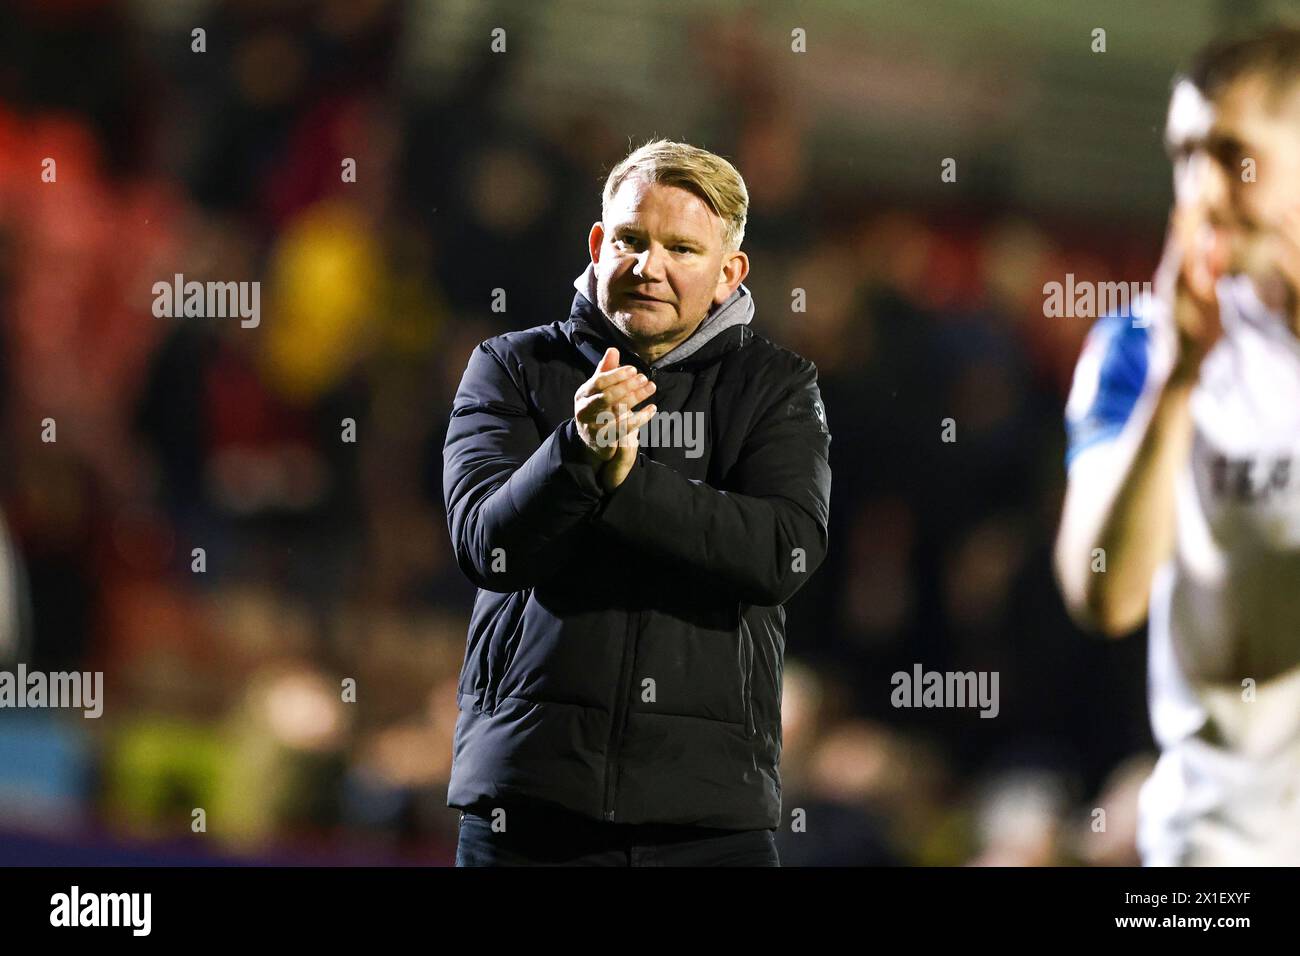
[1064,311,1153,469]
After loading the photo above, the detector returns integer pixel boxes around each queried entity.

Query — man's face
[1166,74,1300,279]
[589,177,748,360]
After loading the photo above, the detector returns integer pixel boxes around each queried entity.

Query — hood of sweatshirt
[571,261,754,370]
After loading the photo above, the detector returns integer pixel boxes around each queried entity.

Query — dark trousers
[454,802,780,867]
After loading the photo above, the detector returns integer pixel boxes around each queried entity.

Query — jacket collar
[566,261,754,373]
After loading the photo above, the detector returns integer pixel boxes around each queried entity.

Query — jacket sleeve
[442,341,604,592]
[592,358,831,606]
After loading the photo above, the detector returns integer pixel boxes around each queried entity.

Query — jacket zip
[602,607,640,821]
[601,367,656,820]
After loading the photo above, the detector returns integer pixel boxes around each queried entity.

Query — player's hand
[1157,203,1227,382]
[599,414,651,492]
[574,347,657,467]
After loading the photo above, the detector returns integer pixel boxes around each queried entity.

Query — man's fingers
[574,349,656,460]
[593,410,621,449]
[592,404,657,448]
[1153,209,1187,300]
[576,376,656,419]
[1183,222,1222,303]
[601,373,656,407]
[577,364,639,399]
[611,407,656,451]
[590,365,640,391]
[621,404,657,440]
[593,403,646,448]
[575,380,654,424]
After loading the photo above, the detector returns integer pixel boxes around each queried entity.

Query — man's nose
[632,243,667,280]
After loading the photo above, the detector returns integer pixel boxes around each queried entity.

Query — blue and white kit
[1065,275,1300,865]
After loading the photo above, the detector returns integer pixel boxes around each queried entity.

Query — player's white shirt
[1064,275,1300,865]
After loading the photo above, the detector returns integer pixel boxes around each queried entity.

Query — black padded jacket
[442,280,832,830]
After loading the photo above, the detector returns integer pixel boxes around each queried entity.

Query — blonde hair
[602,138,749,252]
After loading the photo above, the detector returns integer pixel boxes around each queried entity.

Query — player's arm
[1055,367,1196,636]
[1054,212,1223,637]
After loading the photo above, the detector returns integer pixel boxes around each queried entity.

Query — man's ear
[714,250,750,305]
[589,222,604,264]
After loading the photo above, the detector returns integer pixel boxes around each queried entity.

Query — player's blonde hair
[602,139,749,253]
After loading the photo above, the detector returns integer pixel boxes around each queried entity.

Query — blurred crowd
[0,0,1164,864]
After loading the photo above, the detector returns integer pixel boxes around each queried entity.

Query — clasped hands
[574,347,658,492]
